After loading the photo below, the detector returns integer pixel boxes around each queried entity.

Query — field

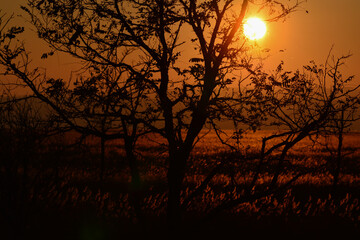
[1,129,360,239]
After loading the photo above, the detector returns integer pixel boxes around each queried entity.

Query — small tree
[0,9,154,226]
[316,55,360,193]
[0,94,61,239]
[202,56,360,221]
[248,54,360,186]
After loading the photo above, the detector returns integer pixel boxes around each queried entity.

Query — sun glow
[243,17,267,40]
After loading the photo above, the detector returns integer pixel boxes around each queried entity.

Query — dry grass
[2,130,360,238]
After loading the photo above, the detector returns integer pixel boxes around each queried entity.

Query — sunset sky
[1,0,360,82]
[2,2,360,236]
[263,0,360,81]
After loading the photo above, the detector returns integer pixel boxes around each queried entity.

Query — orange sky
[262,0,360,80]
[1,0,360,84]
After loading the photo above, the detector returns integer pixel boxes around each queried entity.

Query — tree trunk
[100,136,105,182]
[124,137,144,229]
[166,72,216,228]
[333,119,344,194]
[166,143,194,230]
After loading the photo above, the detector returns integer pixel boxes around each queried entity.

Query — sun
[243,17,267,40]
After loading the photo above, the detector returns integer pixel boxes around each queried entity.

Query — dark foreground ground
[2,209,360,240]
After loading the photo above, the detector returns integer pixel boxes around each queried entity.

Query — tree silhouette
[8,0,360,232]
[206,53,360,216]
[0,87,62,239]
[0,8,153,226]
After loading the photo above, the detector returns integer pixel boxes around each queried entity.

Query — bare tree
[315,55,360,194]
[197,52,360,221]
[247,54,360,190]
